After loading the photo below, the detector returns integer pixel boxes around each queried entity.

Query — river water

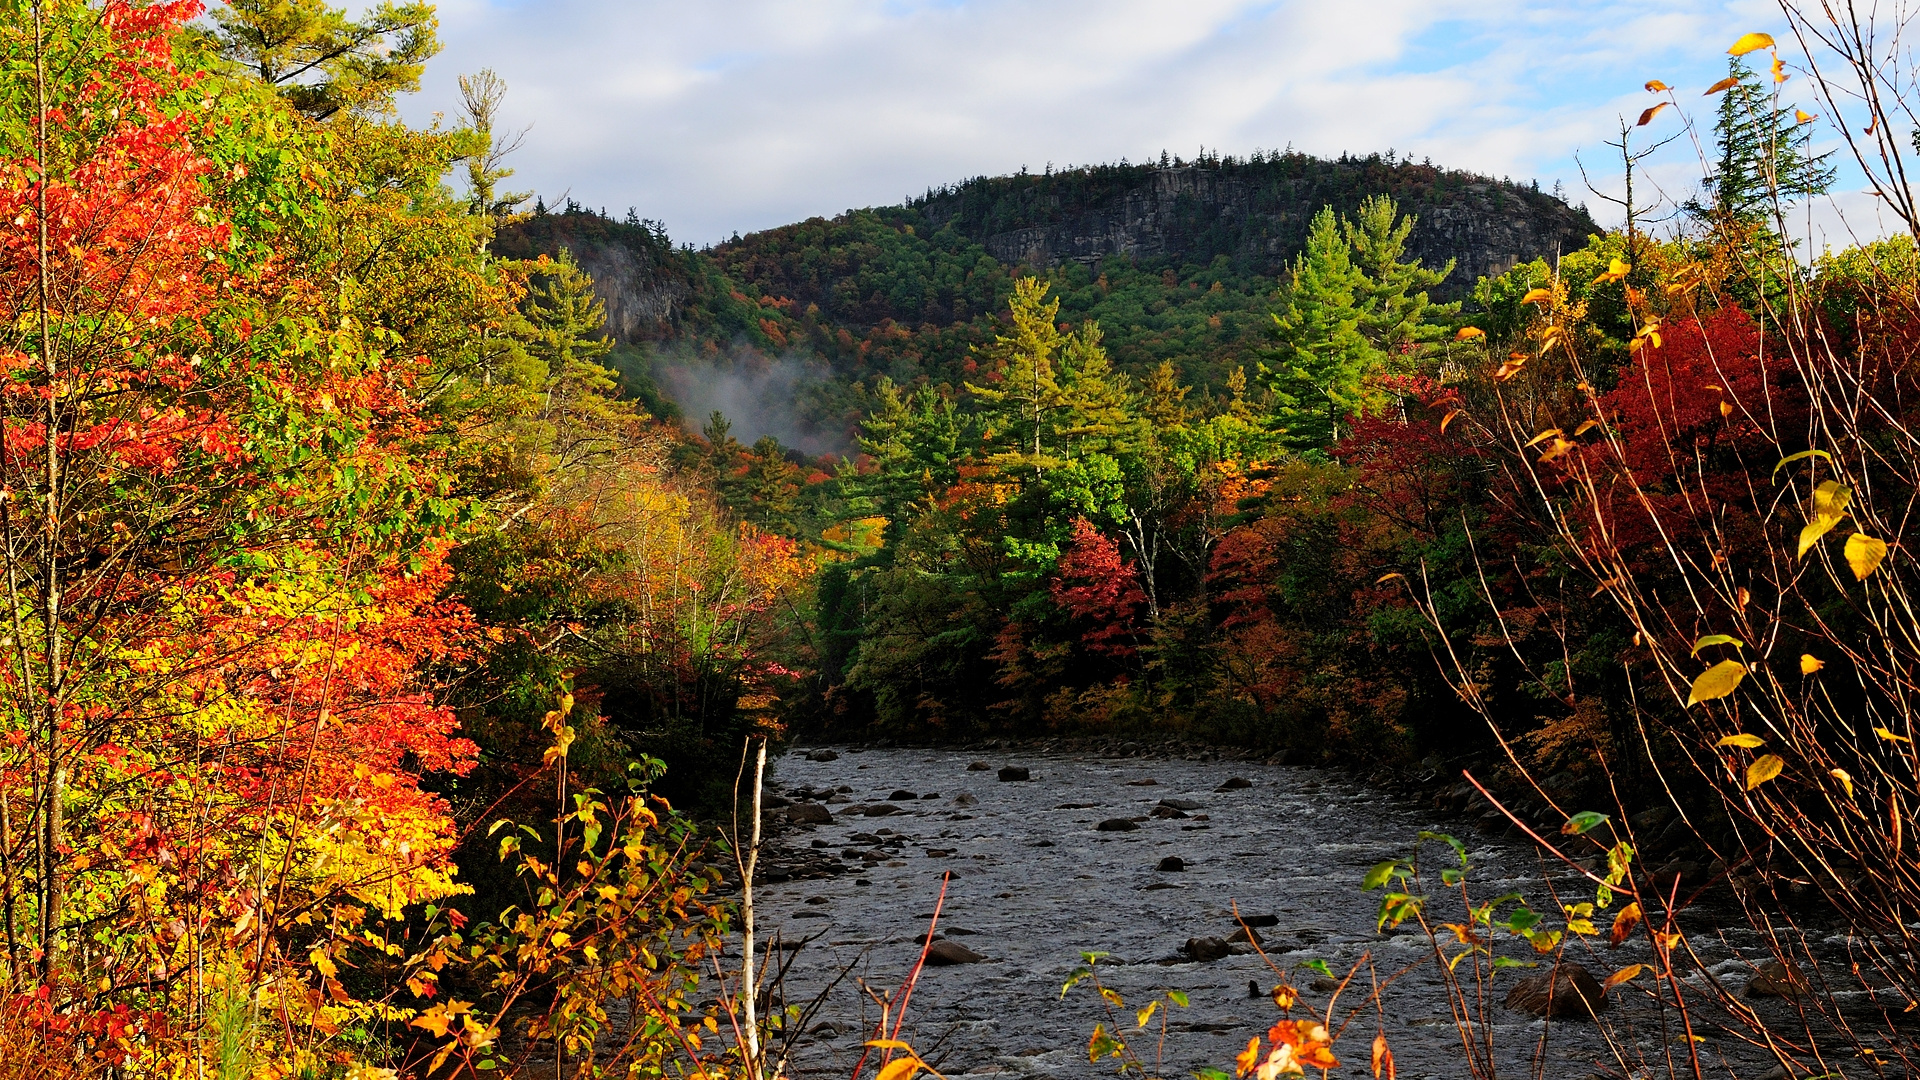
[747,745,1863,1080]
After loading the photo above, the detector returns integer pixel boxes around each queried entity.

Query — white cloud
[399,0,1890,246]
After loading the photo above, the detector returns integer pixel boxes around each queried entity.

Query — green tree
[1344,194,1458,355]
[458,67,533,225]
[208,0,440,119]
[967,276,1066,477]
[1700,57,1834,225]
[1259,206,1370,448]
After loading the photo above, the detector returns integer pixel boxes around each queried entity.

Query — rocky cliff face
[493,209,690,343]
[914,155,1599,296]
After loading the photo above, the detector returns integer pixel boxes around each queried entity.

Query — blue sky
[400,0,1888,250]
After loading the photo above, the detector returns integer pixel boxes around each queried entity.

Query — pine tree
[458,68,533,226]
[1055,323,1140,461]
[1138,360,1190,431]
[1344,195,1458,356]
[1259,206,1369,448]
[1701,57,1834,224]
[208,0,440,120]
[967,277,1067,478]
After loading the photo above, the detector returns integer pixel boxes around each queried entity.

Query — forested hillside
[498,154,1595,443]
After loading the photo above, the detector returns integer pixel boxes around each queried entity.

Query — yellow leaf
[310,948,338,979]
[1772,56,1789,83]
[1729,32,1776,56]
[1592,257,1632,284]
[1637,103,1669,127]
[1688,660,1747,706]
[1524,428,1563,448]
[865,1040,914,1051]
[1800,653,1824,675]
[1376,572,1404,584]
[1875,726,1911,744]
[1271,984,1297,1009]
[1455,326,1485,341]
[1520,287,1554,306]
[1717,733,1765,748]
[1830,768,1854,797]
[1846,533,1888,579]
[1537,438,1576,463]
[1645,79,1671,92]
[1575,419,1599,435]
[1495,357,1527,381]
[876,1057,923,1080]
[1704,76,1741,95]
[549,931,572,948]
[1652,930,1684,951]
[1603,964,1647,990]
[1720,400,1733,418]
[1610,903,1643,946]
[1136,1001,1158,1028]
[1440,409,1461,432]
[1747,753,1785,789]
[1795,108,1816,123]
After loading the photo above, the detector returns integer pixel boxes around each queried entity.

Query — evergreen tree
[1700,57,1834,224]
[1055,323,1141,461]
[1259,206,1369,448]
[1138,360,1191,430]
[1344,195,1458,355]
[967,277,1067,478]
[458,68,533,226]
[208,0,440,119]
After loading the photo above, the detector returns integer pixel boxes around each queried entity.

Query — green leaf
[1504,907,1541,934]
[1492,957,1538,969]
[1772,448,1832,480]
[1420,829,1469,866]
[1690,633,1744,656]
[1299,959,1333,977]
[1362,860,1400,891]
[1166,990,1189,1007]
[1441,868,1463,886]
[1561,811,1610,835]
[1687,660,1748,706]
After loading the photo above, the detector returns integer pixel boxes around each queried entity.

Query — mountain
[494,151,1600,445]
[911,151,1597,295]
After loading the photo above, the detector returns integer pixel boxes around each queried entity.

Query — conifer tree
[1344,195,1458,355]
[1259,206,1369,448]
[209,0,440,119]
[1700,57,1834,224]
[967,277,1067,478]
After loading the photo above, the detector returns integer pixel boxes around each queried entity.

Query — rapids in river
[745,745,1865,1080]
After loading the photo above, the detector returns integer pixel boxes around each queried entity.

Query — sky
[399,0,1893,252]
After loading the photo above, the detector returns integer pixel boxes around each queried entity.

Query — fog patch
[653,346,849,456]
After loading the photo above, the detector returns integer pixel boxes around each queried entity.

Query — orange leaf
[1645,79,1671,92]
[1638,103,1670,126]
[1236,1037,1261,1078]
[1603,964,1647,990]
[1720,400,1733,418]
[1795,108,1816,123]
[1372,1033,1396,1079]
[1772,56,1789,83]
[1800,653,1824,675]
[1610,902,1643,946]
[1440,409,1461,432]
[1455,326,1485,341]
[1704,76,1740,95]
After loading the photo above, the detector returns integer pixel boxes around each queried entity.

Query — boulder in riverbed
[998,766,1030,782]
[1097,818,1140,832]
[786,802,833,824]
[1149,805,1188,819]
[1156,856,1185,872]
[886,789,917,801]
[1504,963,1606,1017]
[925,940,985,965]
[1214,777,1253,791]
[1226,925,1262,945]
[967,761,991,771]
[1745,960,1810,998]
[806,749,839,762]
[1184,937,1229,962]
[1159,798,1204,811]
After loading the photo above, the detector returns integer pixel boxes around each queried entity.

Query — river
[745,745,1827,1080]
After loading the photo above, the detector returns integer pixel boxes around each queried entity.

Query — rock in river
[1097,818,1140,832]
[1184,937,1229,962]
[786,802,833,824]
[886,789,918,801]
[1745,959,1809,998]
[806,749,839,762]
[998,766,1030,782]
[1504,963,1606,1017]
[1156,855,1185,871]
[925,940,985,965]
[1215,777,1253,791]
[967,761,991,771]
